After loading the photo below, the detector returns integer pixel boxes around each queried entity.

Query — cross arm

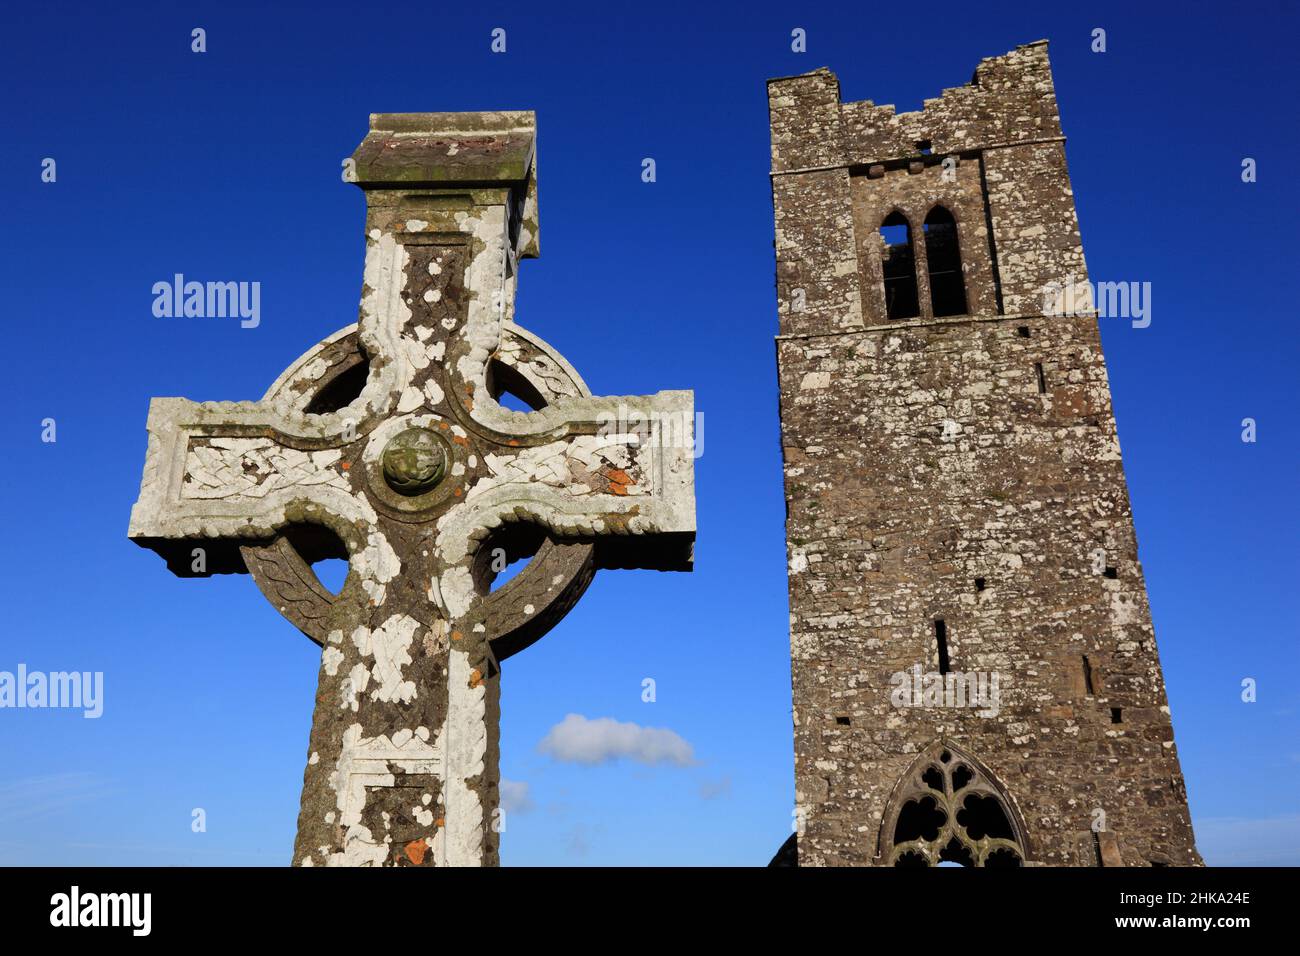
[467,388,695,564]
[128,397,371,576]
[431,387,695,635]
[428,387,695,662]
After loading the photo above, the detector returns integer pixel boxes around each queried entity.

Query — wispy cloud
[698,775,732,800]
[566,823,593,859]
[538,714,695,767]
[1196,815,1300,866]
[500,779,535,814]
[0,773,114,826]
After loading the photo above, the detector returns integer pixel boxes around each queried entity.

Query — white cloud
[500,779,534,814]
[538,713,696,767]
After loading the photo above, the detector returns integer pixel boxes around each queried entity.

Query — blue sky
[1,0,1296,866]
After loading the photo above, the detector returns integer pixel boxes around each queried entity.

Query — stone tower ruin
[767,41,1201,866]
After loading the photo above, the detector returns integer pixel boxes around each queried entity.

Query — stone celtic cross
[129,112,696,866]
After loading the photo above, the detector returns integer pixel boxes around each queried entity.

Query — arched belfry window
[879,211,920,320]
[879,741,1027,867]
[923,206,968,317]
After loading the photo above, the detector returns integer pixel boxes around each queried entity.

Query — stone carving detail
[181,440,349,500]
[381,428,449,496]
[242,536,337,645]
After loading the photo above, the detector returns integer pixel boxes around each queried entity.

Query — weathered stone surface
[769,42,1200,867]
[129,111,695,866]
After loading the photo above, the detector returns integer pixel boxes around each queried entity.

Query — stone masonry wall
[769,41,1201,866]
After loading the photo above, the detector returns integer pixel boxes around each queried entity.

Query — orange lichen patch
[602,467,633,496]
[451,630,462,641]
[435,817,445,828]
[508,439,519,447]
[469,667,483,689]
[340,462,351,471]
[404,839,428,865]
[452,435,469,446]
[453,487,463,496]
[439,422,449,430]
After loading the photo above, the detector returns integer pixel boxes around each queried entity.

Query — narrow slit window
[1110,707,1123,724]
[1034,362,1046,393]
[935,619,950,675]
[923,206,968,317]
[880,212,920,320]
[1081,655,1095,695]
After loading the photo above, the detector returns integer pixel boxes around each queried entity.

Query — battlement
[768,41,1062,173]
[767,41,1087,334]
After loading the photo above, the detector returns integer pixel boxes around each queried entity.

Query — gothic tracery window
[882,742,1025,867]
